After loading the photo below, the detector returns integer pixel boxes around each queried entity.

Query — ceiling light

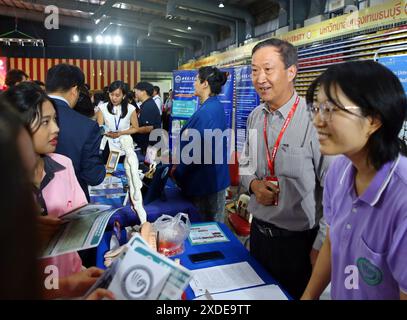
[0,38,44,46]
[168,39,172,43]
[218,2,224,8]
[96,35,103,44]
[104,35,112,45]
[187,26,192,30]
[113,35,122,45]
[72,34,79,42]
[86,35,93,43]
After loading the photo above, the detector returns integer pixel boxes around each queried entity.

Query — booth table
[92,165,289,300]
[96,223,291,300]
[175,222,291,300]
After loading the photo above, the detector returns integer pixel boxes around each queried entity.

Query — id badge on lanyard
[113,112,121,144]
[263,96,300,206]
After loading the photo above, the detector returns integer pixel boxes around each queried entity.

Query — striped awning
[7,57,141,91]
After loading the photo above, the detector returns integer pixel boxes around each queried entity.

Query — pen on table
[156,231,160,252]
[204,289,213,300]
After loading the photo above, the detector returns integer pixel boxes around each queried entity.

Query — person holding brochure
[3,82,87,278]
[0,102,114,300]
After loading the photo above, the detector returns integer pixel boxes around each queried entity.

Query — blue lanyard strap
[114,108,122,131]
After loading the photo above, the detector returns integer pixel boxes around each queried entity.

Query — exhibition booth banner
[171,68,234,128]
[379,54,407,93]
[170,68,235,151]
[218,67,234,131]
[378,54,407,141]
[170,70,199,150]
[234,65,260,153]
[172,70,199,119]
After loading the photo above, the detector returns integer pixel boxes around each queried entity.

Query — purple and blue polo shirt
[324,155,407,299]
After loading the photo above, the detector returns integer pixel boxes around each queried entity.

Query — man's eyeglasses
[307,101,362,122]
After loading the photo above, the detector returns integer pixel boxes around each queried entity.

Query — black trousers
[250,217,318,300]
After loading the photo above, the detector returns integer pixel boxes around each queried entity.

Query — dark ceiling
[0,0,282,52]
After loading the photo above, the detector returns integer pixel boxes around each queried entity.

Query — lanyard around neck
[113,106,122,131]
[263,96,300,177]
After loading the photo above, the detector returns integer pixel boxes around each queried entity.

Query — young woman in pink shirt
[0,99,114,300]
[4,82,87,278]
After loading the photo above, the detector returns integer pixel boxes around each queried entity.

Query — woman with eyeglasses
[170,66,231,222]
[301,61,407,300]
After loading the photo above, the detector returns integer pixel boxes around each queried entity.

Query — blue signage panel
[172,100,198,118]
[172,70,199,119]
[379,55,407,142]
[379,54,407,93]
[171,68,235,153]
[234,65,260,153]
[218,67,234,130]
[170,70,198,150]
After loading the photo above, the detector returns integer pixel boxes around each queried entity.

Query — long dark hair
[198,66,228,95]
[0,104,40,299]
[74,90,95,118]
[107,80,129,118]
[2,82,57,134]
[93,90,107,107]
[306,60,407,170]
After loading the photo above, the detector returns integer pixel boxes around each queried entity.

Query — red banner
[7,57,141,91]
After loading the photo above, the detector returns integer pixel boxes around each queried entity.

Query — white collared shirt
[48,95,70,107]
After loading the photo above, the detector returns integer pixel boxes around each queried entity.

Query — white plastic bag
[153,212,191,257]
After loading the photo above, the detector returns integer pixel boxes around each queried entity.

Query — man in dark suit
[46,64,105,200]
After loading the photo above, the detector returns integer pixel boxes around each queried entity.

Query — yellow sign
[179,0,407,70]
[278,0,407,46]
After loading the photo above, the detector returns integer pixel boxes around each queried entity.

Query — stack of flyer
[86,233,192,300]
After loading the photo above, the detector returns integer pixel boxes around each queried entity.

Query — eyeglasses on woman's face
[308,100,362,122]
